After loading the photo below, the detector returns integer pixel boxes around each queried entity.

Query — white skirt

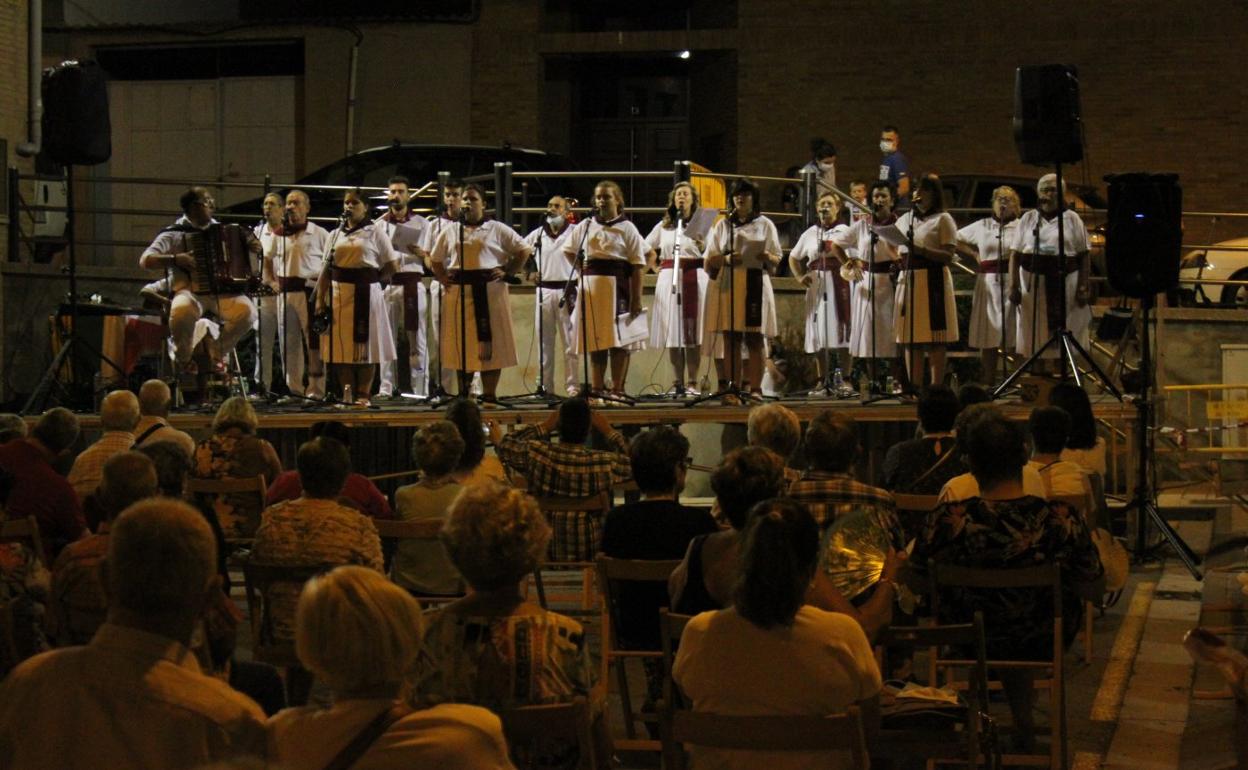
[570,274,646,354]
[1016,268,1091,358]
[894,267,959,344]
[649,267,709,349]
[322,280,395,364]
[968,271,1017,350]
[847,270,897,358]
[706,266,777,337]
[803,270,852,351]
[438,281,518,371]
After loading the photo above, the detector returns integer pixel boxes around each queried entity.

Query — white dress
[1012,209,1092,358]
[831,218,899,358]
[894,211,959,345]
[523,224,579,393]
[430,220,530,372]
[791,223,852,351]
[377,213,431,396]
[561,215,648,354]
[320,222,397,365]
[958,217,1019,350]
[703,215,780,337]
[646,221,710,349]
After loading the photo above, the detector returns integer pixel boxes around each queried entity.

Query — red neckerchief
[383,209,411,225]
[544,221,568,238]
[280,221,308,236]
[730,210,761,226]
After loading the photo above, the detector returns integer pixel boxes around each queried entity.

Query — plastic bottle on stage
[858,371,870,397]
[342,384,353,405]
[949,371,959,393]
[832,368,845,395]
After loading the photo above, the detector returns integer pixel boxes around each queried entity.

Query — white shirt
[325,221,397,271]
[790,223,849,266]
[957,217,1020,266]
[524,223,576,282]
[831,217,900,265]
[938,464,1048,503]
[895,210,956,257]
[705,215,781,269]
[141,215,219,293]
[258,221,328,281]
[645,220,705,265]
[430,219,530,271]
[1012,209,1090,258]
[376,213,430,274]
[561,215,648,266]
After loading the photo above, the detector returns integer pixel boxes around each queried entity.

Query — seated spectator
[68,389,141,501]
[0,413,27,444]
[497,397,632,561]
[668,447,786,615]
[140,440,230,581]
[1028,406,1095,514]
[0,539,50,672]
[267,566,512,769]
[746,403,802,483]
[881,385,967,494]
[50,452,159,645]
[0,499,266,767]
[132,379,196,456]
[445,398,507,486]
[265,421,392,520]
[1048,381,1108,476]
[392,422,466,595]
[788,411,897,528]
[957,382,991,409]
[912,410,1104,752]
[0,407,86,560]
[938,403,1046,502]
[192,396,283,539]
[673,498,882,770]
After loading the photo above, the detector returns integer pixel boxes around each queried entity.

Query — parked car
[1178,236,1248,307]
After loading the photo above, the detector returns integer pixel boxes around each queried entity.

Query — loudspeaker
[42,60,112,166]
[1013,65,1083,166]
[1105,172,1182,298]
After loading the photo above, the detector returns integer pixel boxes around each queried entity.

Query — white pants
[169,290,256,365]
[276,290,320,396]
[379,282,429,397]
[535,286,580,394]
[254,295,278,390]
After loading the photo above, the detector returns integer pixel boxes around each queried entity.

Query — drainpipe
[16,0,42,158]
[344,28,362,156]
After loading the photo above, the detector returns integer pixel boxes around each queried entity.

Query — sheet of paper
[732,235,767,269]
[683,207,719,242]
[615,310,650,346]
[390,223,426,268]
[871,224,911,248]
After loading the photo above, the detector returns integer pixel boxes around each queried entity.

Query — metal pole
[673,160,692,186]
[494,161,513,224]
[799,166,816,228]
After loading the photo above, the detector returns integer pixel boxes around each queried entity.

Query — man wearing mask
[524,196,580,396]
[377,175,432,400]
[879,126,911,202]
[800,138,838,199]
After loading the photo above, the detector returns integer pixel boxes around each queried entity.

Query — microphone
[339,210,350,227]
[667,204,679,221]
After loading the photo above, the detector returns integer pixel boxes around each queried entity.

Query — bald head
[138,379,172,418]
[107,499,217,621]
[99,452,159,520]
[100,390,141,432]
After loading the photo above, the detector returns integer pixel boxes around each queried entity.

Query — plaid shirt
[788,470,897,529]
[68,432,137,501]
[497,424,632,561]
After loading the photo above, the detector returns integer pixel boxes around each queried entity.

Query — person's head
[1029,406,1072,456]
[442,179,465,218]
[30,407,80,457]
[295,565,424,698]
[262,192,284,225]
[869,180,896,216]
[811,138,837,167]
[880,125,900,154]
[342,187,369,227]
[665,182,699,226]
[1037,173,1067,215]
[816,192,841,227]
[309,419,351,447]
[912,173,945,216]
[1047,382,1098,449]
[297,437,351,499]
[180,186,215,226]
[285,189,311,226]
[462,183,488,224]
[103,499,218,640]
[138,379,173,418]
[386,175,410,214]
[710,446,787,530]
[212,396,259,434]
[964,410,1029,490]
[445,398,486,472]
[957,383,992,409]
[593,180,626,220]
[137,441,192,498]
[98,451,159,521]
[99,390,141,433]
[804,411,858,473]
[557,397,592,445]
[992,185,1021,222]
[849,181,868,205]
[734,498,820,630]
[729,177,760,219]
[412,421,466,479]
[0,413,27,444]
[918,384,960,434]
[629,426,691,496]
[747,403,801,462]
[953,401,1002,443]
[442,480,551,591]
[546,195,570,231]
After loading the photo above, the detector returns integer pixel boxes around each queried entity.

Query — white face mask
[880,140,896,153]
[818,160,835,172]
[546,213,565,228]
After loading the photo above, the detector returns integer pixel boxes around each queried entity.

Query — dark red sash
[660,258,705,334]
[330,266,381,344]
[392,272,423,332]
[277,276,307,292]
[1018,253,1080,330]
[583,259,634,315]
[301,287,320,346]
[976,258,1007,274]
[900,253,948,333]
[448,269,495,343]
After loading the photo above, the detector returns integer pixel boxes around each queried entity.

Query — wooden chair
[241,561,328,668]
[532,492,611,612]
[594,555,682,752]
[1050,494,1098,663]
[929,562,1067,770]
[372,518,465,606]
[0,517,47,568]
[875,612,996,769]
[496,696,600,770]
[893,493,942,543]
[186,474,268,556]
[659,609,694,711]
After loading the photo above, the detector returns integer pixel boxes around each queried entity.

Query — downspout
[16,0,42,158]
[344,26,362,156]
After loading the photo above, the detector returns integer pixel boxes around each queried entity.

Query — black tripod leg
[21,338,76,415]
[1141,500,1203,580]
[1064,332,1124,400]
[992,331,1062,398]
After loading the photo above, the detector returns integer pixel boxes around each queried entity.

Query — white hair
[1037,173,1068,195]
[100,390,141,432]
[138,379,172,417]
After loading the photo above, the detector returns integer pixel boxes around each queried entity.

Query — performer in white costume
[646,181,709,396]
[376,175,431,399]
[789,191,853,393]
[956,185,1020,382]
[894,173,959,388]
[262,189,327,399]
[523,195,579,396]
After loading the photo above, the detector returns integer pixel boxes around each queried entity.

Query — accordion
[184,224,254,295]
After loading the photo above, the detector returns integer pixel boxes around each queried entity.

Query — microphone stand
[903,209,919,395]
[688,211,753,407]
[309,215,346,408]
[503,224,563,405]
[815,220,835,397]
[650,211,689,401]
[569,210,632,406]
[859,224,891,406]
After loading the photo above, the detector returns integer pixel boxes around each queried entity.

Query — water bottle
[858,372,870,397]
[832,368,844,395]
[93,372,104,412]
[342,384,353,405]
[949,371,960,393]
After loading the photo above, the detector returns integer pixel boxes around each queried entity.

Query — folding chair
[660,702,869,770]
[496,696,600,770]
[241,560,328,668]
[532,492,610,612]
[372,517,465,606]
[0,516,48,568]
[1050,493,1098,664]
[594,555,682,752]
[893,493,942,543]
[187,473,268,550]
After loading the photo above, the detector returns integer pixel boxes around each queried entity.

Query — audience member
[497,397,632,561]
[265,420,392,520]
[957,382,991,409]
[912,411,1104,752]
[0,407,85,560]
[267,566,513,769]
[444,398,507,486]
[746,403,802,483]
[1048,382,1107,476]
[669,446,786,614]
[788,411,897,528]
[881,385,967,493]
[68,390,141,501]
[138,439,193,497]
[133,379,196,456]
[1029,406,1095,512]
[0,536,50,671]
[0,413,27,444]
[50,451,159,645]
[938,403,1045,502]
[192,396,283,539]
[0,499,266,767]
[673,498,882,770]
[392,422,466,596]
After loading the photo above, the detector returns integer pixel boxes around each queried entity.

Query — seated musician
[139,186,259,376]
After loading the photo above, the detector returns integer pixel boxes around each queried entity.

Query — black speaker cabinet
[42,60,112,167]
[1105,173,1182,298]
[1013,65,1083,166]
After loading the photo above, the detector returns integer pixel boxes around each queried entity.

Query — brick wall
[470,0,541,148]
[0,0,30,401]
